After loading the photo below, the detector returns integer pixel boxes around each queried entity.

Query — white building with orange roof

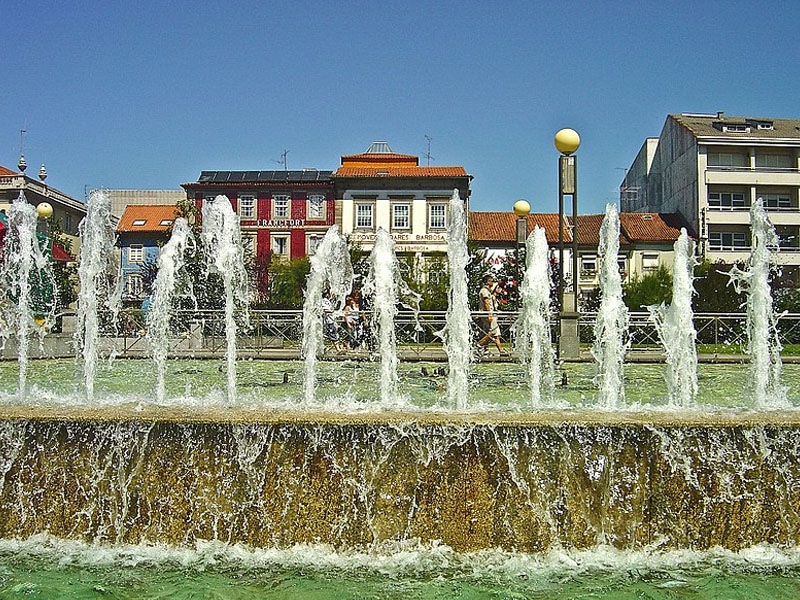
[116,204,179,303]
[332,141,472,273]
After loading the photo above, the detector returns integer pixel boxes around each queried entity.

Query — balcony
[706,166,800,187]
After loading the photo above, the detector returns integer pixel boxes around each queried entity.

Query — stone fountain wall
[0,413,799,552]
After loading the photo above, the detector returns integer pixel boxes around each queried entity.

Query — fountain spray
[439,189,471,409]
[592,203,629,408]
[649,228,698,407]
[729,199,787,407]
[0,193,57,398]
[201,195,249,403]
[146,218,196,404]
[75,190,122,401]
[301,226,353,405]
[513,226,555,405]
[363,227,420,406]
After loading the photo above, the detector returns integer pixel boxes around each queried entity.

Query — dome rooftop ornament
[38,164,47,182]
[17,154,27,172]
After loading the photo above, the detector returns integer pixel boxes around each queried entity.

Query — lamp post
[554,128,580,358]
[513,199,530,248]
[36,201,53,239]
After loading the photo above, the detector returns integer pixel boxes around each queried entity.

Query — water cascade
[649,228,698,407]
[301,226,353,405]
[592,203,629,407]
[145,218,196,404]
[201,195,249,403]
[0,193,56,397]
[730,199,787,407]
[75,190,122,401]
[439,189,472,409]
[513,226,556,405]
[363,227,420,405]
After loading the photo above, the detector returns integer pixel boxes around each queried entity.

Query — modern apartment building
[621,113,800,282]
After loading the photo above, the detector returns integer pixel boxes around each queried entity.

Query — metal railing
[85,308,800,358]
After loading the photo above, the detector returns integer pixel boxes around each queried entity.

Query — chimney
[716,111,725,119]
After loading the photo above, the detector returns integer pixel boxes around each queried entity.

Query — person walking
[476,274,508,356]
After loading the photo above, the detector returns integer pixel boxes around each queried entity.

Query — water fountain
[0,193,57,398]
[513,226,556,405]
[439,189,472,409]
[145,217,195,404]
[729,199,788,407]
[201,195,249,403]
[75,189,122,400]
[1,191,800,597]
[592,202,629,407]
[362,227,420,405]
[649,228,698,407]
[301,225,353,405]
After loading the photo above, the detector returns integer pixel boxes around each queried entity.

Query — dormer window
[723,124,750,133]
[757,121,774,130]
[132,219,146,226]
[160,219,173,226]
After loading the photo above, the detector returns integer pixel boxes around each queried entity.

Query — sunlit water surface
[0,358,798,412]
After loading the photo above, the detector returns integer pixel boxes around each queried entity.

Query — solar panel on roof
[244,171,259,180]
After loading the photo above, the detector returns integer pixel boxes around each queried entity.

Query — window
[125,274,143,298]
[392,204,410,229]
[707,152,748,167]
[308,234,323,255]
[709,231,748,250]
[642,253,659,271]
[128,244,144,263]
[429,204,447,229]
[708,191,747,209]
[355,204,374,229]
[756,153,793,169]
[65,213,72,233]
[271,235,289,257]
[273,195,290,219]
[239,195,256,219]
[581,255,597,274]
[160,219,173,227]
[132,219,146,226]
[761,193,792,210]
[204,195,216,207]
[723,124,749,133]
[617,256,628,275]
[308,195,325,220]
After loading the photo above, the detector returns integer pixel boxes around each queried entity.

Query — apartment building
[621,113,800,282]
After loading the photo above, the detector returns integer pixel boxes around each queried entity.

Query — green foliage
[692,260,744,313]
[264,257,310,309]
[623,265,673,311]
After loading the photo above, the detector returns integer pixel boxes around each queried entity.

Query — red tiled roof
[470,211,687,247]
[0,165,17,176]
[469,212,571,244]
[618,212,688,242]
[334,166,468,177]
[117,205,179,233]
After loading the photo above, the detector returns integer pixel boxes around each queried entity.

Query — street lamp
[513,199,530,248]
[554,128,580,310]
[36,202,53,238]
[555,128,580,359]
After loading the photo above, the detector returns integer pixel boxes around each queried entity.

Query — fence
[91,308,800,359]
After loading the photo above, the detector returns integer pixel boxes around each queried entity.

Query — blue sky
[3,0,800,215]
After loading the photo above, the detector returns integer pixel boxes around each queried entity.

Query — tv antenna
[17,127,28,172]
[424,135,434,166]
[275,149,289,170]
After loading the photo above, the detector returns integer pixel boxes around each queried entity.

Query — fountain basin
[2,407,799,553]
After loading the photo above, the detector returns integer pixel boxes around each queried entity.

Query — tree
[692,260,744,313]
[47,218,79,310]
[623,265,673,311]
[264,257,310,309]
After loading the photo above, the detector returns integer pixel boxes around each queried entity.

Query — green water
[1,359,798,410]
[2,540,800,599]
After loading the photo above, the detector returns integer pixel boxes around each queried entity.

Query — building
[469,210,688,293]
[621,112,800,282]
[333,141,472,277]
[182,170,336,266]
[0,161,85,255]
[116,204,179,303]
[106,189,185,220]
